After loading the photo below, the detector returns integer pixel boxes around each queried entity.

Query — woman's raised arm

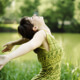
[8,30,46,60]
[0,30,46,70]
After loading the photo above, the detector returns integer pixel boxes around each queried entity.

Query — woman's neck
[39,24,51,34]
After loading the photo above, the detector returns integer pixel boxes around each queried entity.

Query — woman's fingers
[2,47,10,53]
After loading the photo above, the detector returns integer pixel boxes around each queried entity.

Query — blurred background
[0,0,80,80]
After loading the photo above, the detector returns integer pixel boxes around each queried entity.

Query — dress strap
[43,29,47,32]
[43,29,55,39]
[42,29,53,52]
[42,29,48,35]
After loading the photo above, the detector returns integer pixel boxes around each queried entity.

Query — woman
[0,15,63,80]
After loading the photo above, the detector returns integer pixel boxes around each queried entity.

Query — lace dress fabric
[31,30,63,80]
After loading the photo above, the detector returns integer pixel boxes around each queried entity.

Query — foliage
[0,0,12,16]
[56,0,74,20]
[0,27,16,32]
[42,8,59,32]
[61,62,80,80]
[0,24,18,32]
[20,0,40,17]
[0,60,80,80]
[56,0,75,32]
[41,0,75,32]
[64,20,80,33]
[0,60,41,80]
[0,0,80,33]
[74,0,80,24]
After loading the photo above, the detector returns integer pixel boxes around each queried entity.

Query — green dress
[31,30,63,80]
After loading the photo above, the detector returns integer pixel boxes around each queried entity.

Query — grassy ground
[0,33,80,80]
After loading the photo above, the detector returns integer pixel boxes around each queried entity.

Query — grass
[0,33,80,80]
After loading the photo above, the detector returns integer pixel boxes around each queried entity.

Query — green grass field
[0,33,80,80]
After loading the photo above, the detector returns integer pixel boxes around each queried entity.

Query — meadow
[0,33,80,80]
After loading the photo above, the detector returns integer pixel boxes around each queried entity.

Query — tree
[74,0,80,24]
[42,8,59,32]
[20,0,40,17]
[40,0,59,32]
[0,0,12,16]
[72,0,80,32]
[41,0,75,32]
[56,0,75,32]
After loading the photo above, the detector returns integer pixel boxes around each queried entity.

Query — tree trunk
[60,17,65,32]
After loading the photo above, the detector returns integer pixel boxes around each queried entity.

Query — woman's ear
[32,26,38,31]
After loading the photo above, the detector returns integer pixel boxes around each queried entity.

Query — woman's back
[32,30,63,80]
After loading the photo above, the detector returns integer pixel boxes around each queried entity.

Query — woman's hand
[0,55,10,70]
[2,42,14,53]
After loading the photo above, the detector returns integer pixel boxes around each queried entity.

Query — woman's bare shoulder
[29,30,47,48]
[33,30,46,38]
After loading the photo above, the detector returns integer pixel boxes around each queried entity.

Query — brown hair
[18,17,38,39]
